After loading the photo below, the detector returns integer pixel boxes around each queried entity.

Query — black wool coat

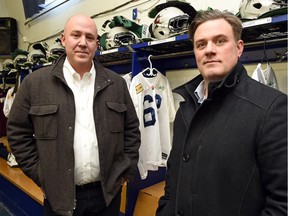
[157,62,287,216]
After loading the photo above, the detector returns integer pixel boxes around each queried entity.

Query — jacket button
[177,210,184,216]
[182,154,190,162]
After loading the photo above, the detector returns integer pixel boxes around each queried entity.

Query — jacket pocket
[29,104,58,139]
[106,101,127,132]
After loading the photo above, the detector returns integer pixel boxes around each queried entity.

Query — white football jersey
[3,87,16,118]
[129,71,176,179]
[122,72,132,90]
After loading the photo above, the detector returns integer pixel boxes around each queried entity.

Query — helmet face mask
[168,14,189,32]
[28,49,46,64]
[105,26,139,50]
[14,55,28,65]
[113,32,137,46]
[151,7,190,40]
[47,43,65,62]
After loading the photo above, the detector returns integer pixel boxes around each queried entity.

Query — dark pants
[44,182,122,216]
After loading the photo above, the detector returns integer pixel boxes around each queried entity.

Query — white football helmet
[49,43,65,56]
[150,6,190,40]
[239,0,282,19]
[104,26,139,50]
[47,43,65,62]
[14,54,28,66]
[27,48,47,65]
[2,59,14,70]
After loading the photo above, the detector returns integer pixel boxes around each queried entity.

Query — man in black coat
[156,9,287,216]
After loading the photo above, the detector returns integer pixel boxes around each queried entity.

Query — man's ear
[237,40,244,59]
[60,33,65,47]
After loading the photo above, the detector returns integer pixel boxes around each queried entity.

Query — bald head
[64,14,98,36]
[61,14,99,76]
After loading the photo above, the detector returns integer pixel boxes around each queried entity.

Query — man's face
[193,18,244,83]
[61,15,98,73]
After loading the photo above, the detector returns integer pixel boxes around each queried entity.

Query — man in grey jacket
[7,14,141,216]
[156,10,287,216]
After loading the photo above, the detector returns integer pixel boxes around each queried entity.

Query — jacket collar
[173,62,247,103]
[49,54,112,87]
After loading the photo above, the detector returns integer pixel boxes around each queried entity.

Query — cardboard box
[133,181,165,216]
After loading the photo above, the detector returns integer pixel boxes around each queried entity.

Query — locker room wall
[1,0,241,50]
[0,1,9,17]
[167,63,288,111]
[0,0,286,94]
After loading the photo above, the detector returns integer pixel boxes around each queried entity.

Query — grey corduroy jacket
[7,55,141,215]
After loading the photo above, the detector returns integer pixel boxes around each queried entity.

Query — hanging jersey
[122,72,132,90]
[0,90,8,137]
[3,87,16,118]
[251,63,279,90]
[129,71,176,179]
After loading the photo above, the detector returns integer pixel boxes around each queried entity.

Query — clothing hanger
[141,55,161,77]
[260,38,270,64]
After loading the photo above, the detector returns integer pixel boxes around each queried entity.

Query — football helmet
[13,54,28,67]
[239,0,282,19]
[11,48,29,68]
[32,41,49,58]
[2,59,14,71]
[150,6,190,40]
[27,48,48,66]
[47,42,65,62]
[100,26,139,50]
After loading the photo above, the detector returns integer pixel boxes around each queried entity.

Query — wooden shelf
[0,158,44,205]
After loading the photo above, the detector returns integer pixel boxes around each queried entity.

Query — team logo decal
[135,83,143,94]
[158,85,165,90]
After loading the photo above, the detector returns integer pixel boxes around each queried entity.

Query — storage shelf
[242,14,287,42]
[96,14,287,73]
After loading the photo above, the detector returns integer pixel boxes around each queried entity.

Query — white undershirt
[194,80,206,104]
[63,58,100,185]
